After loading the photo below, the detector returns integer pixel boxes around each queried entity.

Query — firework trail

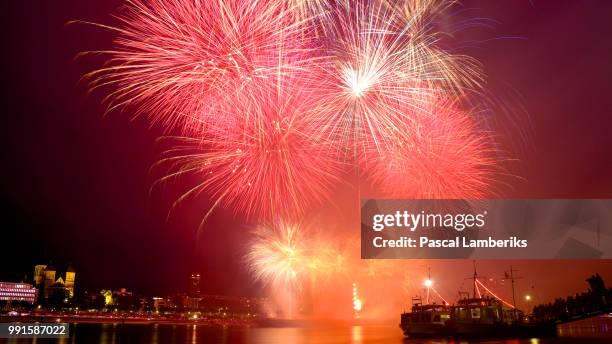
[285,0,331,24]
[365,97,498,199]
[82,0,319,134]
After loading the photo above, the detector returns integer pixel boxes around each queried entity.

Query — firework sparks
[152,81,344,222]
[308,0,483,156]
[246,221,306,288]
[285,0,330,24]
[246,220,347,286]
[83,0,319,134]
[366,98,498,199]
[75,0,521,320]
[82,0,508,227]
[245,220,348,317]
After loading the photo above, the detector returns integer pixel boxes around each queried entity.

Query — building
[152,297,169,312]
[64,265,76,297]
[113,288,135,310]
[43,264,56,298]
[187,273,203,310]
[34,263,76,299]
[33,265,46,285]
[189,273,201,297]
[0,282,38,304]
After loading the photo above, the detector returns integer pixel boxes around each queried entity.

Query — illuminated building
[34,263,76,299]
[100,290,113,306]
[33,265,46,285]
[0,282,38,304]
[186,273,202,310]
[185,295,200,310]
[113,288,135,310]
[43,264,56,298]
[64,265,75,297]
[189,273,201,297]
[152,297,168,312]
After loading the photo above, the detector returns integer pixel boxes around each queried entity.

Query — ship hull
[400,322,449,337]
[446,322,509,337]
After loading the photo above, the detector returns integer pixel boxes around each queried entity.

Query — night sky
[1,0,611,303]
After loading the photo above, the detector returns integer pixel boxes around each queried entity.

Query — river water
[2,323,607,344]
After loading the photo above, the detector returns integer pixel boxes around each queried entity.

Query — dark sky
[1,0,611,300]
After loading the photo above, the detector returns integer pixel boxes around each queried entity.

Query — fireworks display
[365,98,497,199]
[245,220,347,317]
[152,81,343,221]
[309,0,482,156]
[84,0,320,134]
[246,221,346,287]
[85,0,511,318]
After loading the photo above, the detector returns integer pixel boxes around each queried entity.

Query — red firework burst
[81,0,509,222]
[365,98,499,199]
[84,0,319,134]
[154,82,344,221]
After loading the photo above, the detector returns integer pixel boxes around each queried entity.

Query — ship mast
[464,260,486,299]
[503,266,523,319]
[472,261,477,298]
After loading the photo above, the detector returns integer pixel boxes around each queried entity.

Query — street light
[525,295,531,301]
[424,279,433,287]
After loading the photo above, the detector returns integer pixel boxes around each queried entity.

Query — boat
[400,264,543,338]
[400,297,451,337]
[445,296,519,336]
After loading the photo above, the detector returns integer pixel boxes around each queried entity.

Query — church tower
[44,264,56,298]
[65,264,76,297]
[34,265,47,286]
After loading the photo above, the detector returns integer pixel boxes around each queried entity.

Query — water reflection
[6,323,610,344]
[351,325,363,344]
[190,324,197,344]
[151,323,158,344]
[98,323,109,344]
[221,325,228,344]
[252,326,302,344]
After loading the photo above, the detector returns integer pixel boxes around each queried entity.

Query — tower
[189,273,201,297]
[44,264,56,298]
[65,264,76,297]
[34,265,47,286]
